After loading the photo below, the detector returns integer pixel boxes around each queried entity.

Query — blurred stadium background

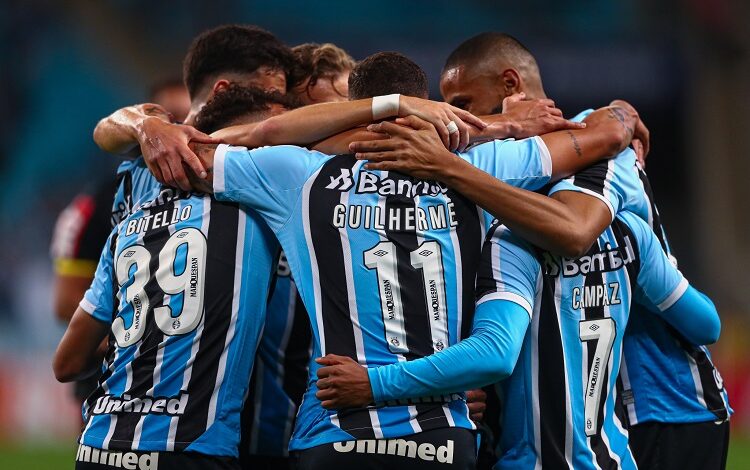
[0,0,748,467]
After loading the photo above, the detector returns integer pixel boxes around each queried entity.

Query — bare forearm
[212,99,375,148]
[441,158,603,256]
[93,104,171,156]
[544,105,636,179]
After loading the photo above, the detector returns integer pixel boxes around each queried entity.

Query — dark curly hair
[193,84,300,133]
[183,24,297,98]
[348,52,428,100]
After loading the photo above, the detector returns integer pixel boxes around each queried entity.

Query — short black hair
[193,85,299,133]
[348,52,428,100]
[183,24,297,98]
[443,32,538,76]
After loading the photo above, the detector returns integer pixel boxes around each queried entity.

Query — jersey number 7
[579,318,617,437]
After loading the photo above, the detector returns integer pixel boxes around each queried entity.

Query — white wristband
[372,94,400,120]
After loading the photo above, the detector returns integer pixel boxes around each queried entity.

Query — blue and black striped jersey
[549,109,731,425]
[113,158,315,457]
[239,252,312,458]
[213,138,553,450]
[80,165,279,457]
[477,211,689,469]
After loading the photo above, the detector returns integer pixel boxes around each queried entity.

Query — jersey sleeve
[547,148,644,222]
[461,136,552,191]
[367,296,531,403]
[475,223,542,318]
[213,144,327,231]
[112,158,162,226]
[619,211,688,312]
[79,230,118,323]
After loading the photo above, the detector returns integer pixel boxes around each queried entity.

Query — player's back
[80,185,278,457]
[487,211,685,470]
[213,140,552,449]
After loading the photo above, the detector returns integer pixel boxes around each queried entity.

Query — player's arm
[473,92,587,143]
[53,230,118,382]
[93,104,223,191]
[315,300,530,408]
[315,225,538,408]
[53,306,109,382]
[622,211,721,345]
[50,194,103,321]
[213,95,487,153]
[348,106,637,257]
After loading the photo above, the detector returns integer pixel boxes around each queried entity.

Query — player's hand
[315,354,373,409]
[399,96,487,152]
[501,93,586,138]
[466,389,487,423]
[610,99,650,167]
[138,117,222,191]
[350,115,460,180]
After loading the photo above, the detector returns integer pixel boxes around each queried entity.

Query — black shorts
[294,427,477,470]
[75,445,240,470]
[239,454,293,470]
[628,420,730,470]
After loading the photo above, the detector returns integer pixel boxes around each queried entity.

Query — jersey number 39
[113,228,207,347]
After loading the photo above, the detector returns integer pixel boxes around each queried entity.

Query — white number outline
[113,228,208,347]
[364,240,449,354]
[579,317,617,437]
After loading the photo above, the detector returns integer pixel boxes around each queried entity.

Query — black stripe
[282,285,312,408]
[635,168,670,252]
[112,170,134,227]
[580,240,618,470]
[675,338,729,420]
[475,222,503,301]
[382,171,451,431]
[614,375,631,429]
[535,263,569,469]
[612,220,641,289]
[174,199,240,449]
[110,194,178,446]
[447,189,483,340]
[572,160,609,196]
[309,155,374,439]
[238,365,259,463]
[383,172,432,360]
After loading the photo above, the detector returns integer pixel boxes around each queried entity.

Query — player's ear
[212,79,231,95]
[500,69,522,96]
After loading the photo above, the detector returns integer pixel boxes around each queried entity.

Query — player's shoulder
[116,156,148,175]
[486,222,537,259]
[614,210,657,253]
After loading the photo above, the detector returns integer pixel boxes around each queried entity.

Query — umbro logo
[418,250,433,257]
[325,169,354,191]
[372,250,389,257]
[589,324,600,331]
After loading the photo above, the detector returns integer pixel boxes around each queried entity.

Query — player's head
[193,85,299,133]
[182,24,296,119]
[348,52,429,100]
[291,43,356,105]
[149,78,191,123]
[440,32,546,115]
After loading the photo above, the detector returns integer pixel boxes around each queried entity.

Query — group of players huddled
[50,24,732,470]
